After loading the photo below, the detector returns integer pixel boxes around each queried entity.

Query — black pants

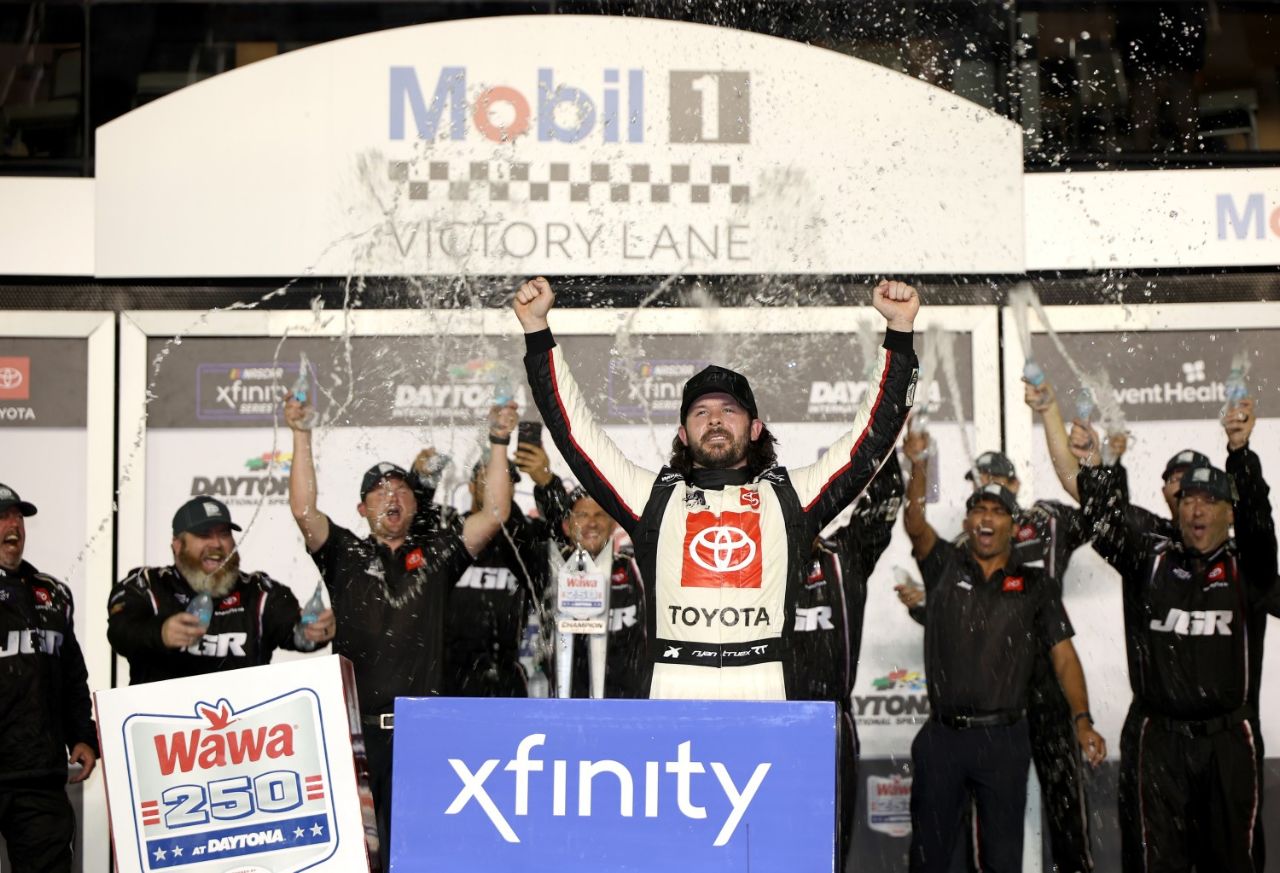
[364,723,394,873]
[0,777,75,873]
[838,707,859,869]
[1127,713,1260,873]
[1026,658,1093,872]
[909,718,1032,873]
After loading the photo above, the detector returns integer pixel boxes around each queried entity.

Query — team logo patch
[218,593,240,610]
[611,568,629,586]
[1207,563,1226,583]
[1016,525,1037,543]
[739,489,760,510]
[806,561,825,586]
[405,548,425,571]
[1002,576,1024,593]
[31,586,51,605]
[681,511,762,589]
[121,691,337,872]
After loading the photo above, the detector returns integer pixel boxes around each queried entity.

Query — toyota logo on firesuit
[688,526,756,573]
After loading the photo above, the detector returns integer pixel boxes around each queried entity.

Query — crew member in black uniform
[514,276,918,701]
[792,453,903,867]
[898,430,1098,872]
[0,484,97,873]
[286,397,515,871]
[1080,398,1275,873]
[108,496,335,684]
[442,457,554,696]
[537,485,647,699]
[903,464,1104,873]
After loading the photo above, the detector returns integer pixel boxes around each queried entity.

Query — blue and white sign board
[391,698,837,872]
[95,656,373,873]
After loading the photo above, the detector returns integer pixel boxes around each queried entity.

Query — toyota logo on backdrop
[689,526,756,573]
[0,368,22,390]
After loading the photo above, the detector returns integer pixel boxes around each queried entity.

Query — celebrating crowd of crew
[1,277,1275,873]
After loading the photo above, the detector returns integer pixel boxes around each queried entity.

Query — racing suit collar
[687,467,753,490]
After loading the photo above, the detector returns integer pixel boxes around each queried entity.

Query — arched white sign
[96,16,1023,278]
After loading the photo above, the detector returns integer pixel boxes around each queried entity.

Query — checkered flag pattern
[387,160,750,205]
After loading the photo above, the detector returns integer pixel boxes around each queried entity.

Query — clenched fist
[513,277,555,333]
[871,280,920,332]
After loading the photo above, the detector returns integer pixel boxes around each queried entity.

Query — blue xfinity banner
[390,698,837,873]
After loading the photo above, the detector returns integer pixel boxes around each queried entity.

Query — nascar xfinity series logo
[121,691,337,872]
[196,363,308,423]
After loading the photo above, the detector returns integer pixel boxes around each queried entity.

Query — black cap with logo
[680,365,759,422]
[172,497,241,536]
[1162,449,1211,482]
[0,483,36,517]
[1176,463,1237,504]
[966,482,1019,516]
[965,451,1018,482]
[360,462,411,499]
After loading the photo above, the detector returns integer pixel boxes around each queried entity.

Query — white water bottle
[1023,361,1046,387]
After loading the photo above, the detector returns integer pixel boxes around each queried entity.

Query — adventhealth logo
[1216,193,1280,240]
[446,733,771,847]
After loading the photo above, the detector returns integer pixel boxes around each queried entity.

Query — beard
[689,429,750,470]
[175,548,240,598]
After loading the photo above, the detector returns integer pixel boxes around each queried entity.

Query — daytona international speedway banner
[94,656,373,873]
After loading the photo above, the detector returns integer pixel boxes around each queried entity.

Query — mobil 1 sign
[391,698,837,872]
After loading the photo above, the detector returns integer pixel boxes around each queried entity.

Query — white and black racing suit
[523,327,917,700]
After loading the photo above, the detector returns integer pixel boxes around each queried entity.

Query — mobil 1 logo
[121,691,338,872]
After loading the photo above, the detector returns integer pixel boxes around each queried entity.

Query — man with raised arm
[1078,396,1275,873]
[900,452,1104,873]
[514,275,919,701]
[284,397,516,872]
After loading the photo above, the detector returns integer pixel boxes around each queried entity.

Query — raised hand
[1223,396,1256,451]
[513,277,555,333]
[490,401,519,441]
[515,441,554,487]
[871,280,920,332]
[1025,378,1056,414]
[283,397,313,432]
[903,429,930,465]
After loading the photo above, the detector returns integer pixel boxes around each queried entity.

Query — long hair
[668,424,780,479]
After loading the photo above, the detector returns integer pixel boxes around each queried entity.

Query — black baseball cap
[680,365,759,422]
[966,482,1019,516]
[1162,449,1210,482]
[965,451,1018,482]
[0,483,36,517]
[172,497,241,536]
[360,462,411,499]
[1176,463,1237,504]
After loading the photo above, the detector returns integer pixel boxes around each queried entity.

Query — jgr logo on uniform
[1150,608,1233,636]
[121,691,338,871]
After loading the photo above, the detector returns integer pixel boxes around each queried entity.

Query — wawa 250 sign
[116,692,339,873]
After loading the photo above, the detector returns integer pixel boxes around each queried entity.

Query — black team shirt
[918,541,1073,715]
[311,518,472,715]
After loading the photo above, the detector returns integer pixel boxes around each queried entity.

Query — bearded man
[107,496,335,684]
[515,276,919,700]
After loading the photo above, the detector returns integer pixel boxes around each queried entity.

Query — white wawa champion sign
[95,16,1022,277]
[95,656,372,873]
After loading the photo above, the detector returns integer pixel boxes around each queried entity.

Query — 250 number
[162,771,302,829]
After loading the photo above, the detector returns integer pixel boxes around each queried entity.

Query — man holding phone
[443,418,570,696]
